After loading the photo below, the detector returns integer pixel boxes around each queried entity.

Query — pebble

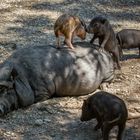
[44,118,51,123]
[136,75,140,78]
[35,119,43,126]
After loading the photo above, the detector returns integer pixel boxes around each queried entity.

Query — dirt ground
[0,0,140,140]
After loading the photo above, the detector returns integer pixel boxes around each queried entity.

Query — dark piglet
[80,91,128,140]
[54,14,86,49]
[87,16,121,69]
[116,29,140,56]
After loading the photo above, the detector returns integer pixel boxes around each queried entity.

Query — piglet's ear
[101,18,107,24]
[83,99,88,104]
[11,68,34,107]
[84,99,91,109]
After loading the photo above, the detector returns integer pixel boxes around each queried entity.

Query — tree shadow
[31,0,140,23]
[4,0,139,49]
[1,110,140,140]
[7,15,55,47]
[121,54,140,61]
[107,10,140,23]
[0,97,100,140]
[120,48,140,61]
[95,0,140,6]
[31,0,96,19]
[0,0,140,139]
[124,123,140,140]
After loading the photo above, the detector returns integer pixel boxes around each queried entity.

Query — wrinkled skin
[54,14,86,49]
[80,91,128,140]
[0,42,114,116]
[87,16,121,69]
[116,29,140,56]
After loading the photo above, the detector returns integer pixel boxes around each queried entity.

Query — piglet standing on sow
[86,16,121,69]
[54,14,86,49]
[80,91,128,140]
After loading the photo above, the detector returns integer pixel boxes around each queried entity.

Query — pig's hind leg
[65,32,74,49]
[101,122,113,140]
[117,123,126,140]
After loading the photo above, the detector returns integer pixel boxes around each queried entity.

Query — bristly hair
[91,16,108,24]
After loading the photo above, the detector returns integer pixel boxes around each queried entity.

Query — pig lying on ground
[80,91,128,140]
[0,42,114,116]
[116,29,140,56]
[54,14,86,49]
[86,16,121,69]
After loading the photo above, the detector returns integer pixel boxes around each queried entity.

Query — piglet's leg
[100,33,110,49]
[65,32,74,49]
[71,32,74,44]
[94,122,102,131]
[64,33,74,45]
[56,37,60,49]
[55,31,61,49]
[90,35,97,44]
[102,122,113,140]
[94,117,103,131]
[111,50,121,70]
[117,124,125,140]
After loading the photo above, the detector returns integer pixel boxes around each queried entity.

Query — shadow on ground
[31,0,140,22]
[0,1,140,140]
[121,54,140,61]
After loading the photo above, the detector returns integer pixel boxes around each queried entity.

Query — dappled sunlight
[0,0,139,47]
[0,0,140,140]
[0,128,20,139]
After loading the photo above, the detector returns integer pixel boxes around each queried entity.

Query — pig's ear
[83,99,88,104]
[11,68,34,107]
[83,99,86,102]
[84,99,92,110]
[101,18,107,24]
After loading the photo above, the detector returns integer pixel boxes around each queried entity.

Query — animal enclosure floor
[0,0,140,140]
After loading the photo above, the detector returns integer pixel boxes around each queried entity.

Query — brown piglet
[54,14,86,49]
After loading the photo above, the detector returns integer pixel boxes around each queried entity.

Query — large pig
[116,29,140,56]
[54,14,86,49]
[80,91,128,140]
[0,42,114,116]
[86,16,121,69]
